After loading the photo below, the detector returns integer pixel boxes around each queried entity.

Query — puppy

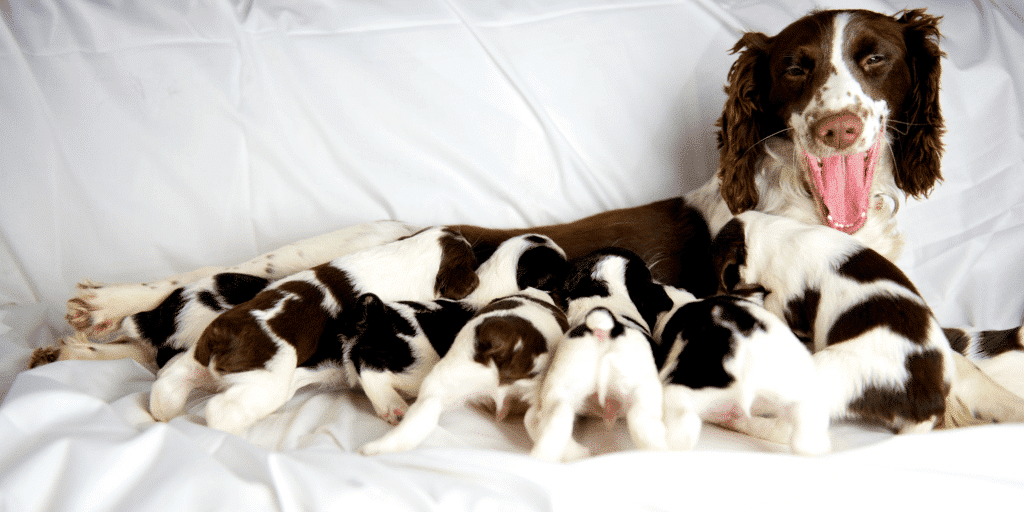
[149,226,479,435]
[653,286,830,455]
[30,272,270,371]
[360,287,569,455]
[292,233,568,426]
[711,211,1024,438]
[527,248,671,462]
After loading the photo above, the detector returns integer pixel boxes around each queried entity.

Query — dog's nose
[812,112,863,150]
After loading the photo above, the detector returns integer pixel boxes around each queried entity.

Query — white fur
[360,287,565,456]
[654,289,830,455]
[526,252,667,462]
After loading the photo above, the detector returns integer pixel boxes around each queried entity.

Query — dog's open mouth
[804,136,883,234]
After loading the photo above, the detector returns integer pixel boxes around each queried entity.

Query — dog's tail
[588,308,623,427]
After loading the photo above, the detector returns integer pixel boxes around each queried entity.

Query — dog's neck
[688,135,906,262]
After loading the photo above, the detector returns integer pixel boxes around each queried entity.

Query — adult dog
[60,9,1022,416]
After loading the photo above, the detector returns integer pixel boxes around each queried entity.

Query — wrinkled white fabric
[2,1,1023,510]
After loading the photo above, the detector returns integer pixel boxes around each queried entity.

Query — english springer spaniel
[712,211,1024,435]
[59,8,1023,424]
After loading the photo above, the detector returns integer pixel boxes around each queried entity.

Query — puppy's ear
[717,31,772,214]
[709,219,747,293]
[437,230,480,300]
[356,294,383,324]
[892,9,945,198]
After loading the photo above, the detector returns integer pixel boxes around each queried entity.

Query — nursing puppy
[360,287,569,456]
[149,226,479,436]
[711,211,1024,437]
[527,248,672,462]
[30,273,270,371]
[332,234,568,425]
[653,286,829,455]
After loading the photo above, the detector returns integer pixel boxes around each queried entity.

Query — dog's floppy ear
[436,229,480,300]
[709,218,747,293]
[892,9,945,198]
[717,31,772,214]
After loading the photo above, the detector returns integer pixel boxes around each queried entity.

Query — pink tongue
[805,138,881,234]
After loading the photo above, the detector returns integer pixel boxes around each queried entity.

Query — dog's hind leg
[361,360,497,455]
[67,220,417,339]
[946,352,1024,425]
[204,348,299,437]
[662,386,703,451]
[358,370,411,425]
[150,348,214,421]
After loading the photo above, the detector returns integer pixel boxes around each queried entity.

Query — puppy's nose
[812,112,863,150]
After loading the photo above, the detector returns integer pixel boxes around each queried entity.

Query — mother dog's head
[716,9,944,234]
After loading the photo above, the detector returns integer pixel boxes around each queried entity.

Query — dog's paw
[28,346,61,368]
[381,405,407,426]
[66,280,170,337]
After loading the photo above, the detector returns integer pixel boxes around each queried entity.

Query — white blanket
[2,1,1023,509]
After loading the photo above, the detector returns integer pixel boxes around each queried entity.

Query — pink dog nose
[813,112,863,150]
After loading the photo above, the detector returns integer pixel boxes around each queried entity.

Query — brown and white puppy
[296,233,568,425]
[653,286,829,455]
[526,248,672,462]
[149,226,478,436]
[711,211,1024,437]
[360,287,569,456]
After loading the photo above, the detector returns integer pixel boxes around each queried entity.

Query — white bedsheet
[2,1,1023,509]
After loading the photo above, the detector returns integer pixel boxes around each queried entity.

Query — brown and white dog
[712,211,1024,434]
[56,9,1023,424]
[526,249,671,462]
[653,286,830,455]
[360,286,569,456]
[149,226,478,435]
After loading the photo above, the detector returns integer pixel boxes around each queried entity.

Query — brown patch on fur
[195,280,329,373]
[473,316,549,385]
[836,249,920,295]
[29,346,60,368]
[848,350,947,429]
[826,295,932,346]
[942,327,970,355]
[454,198,718,297]
[977,327,1024,357]
[436,229,480,299]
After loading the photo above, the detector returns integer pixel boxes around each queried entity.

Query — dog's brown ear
[717,31,772,214]
[436,229,480,300]
[708,218,747,293]
[892,9,945,198]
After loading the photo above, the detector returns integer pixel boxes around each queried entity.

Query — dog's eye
[861,54,887,69]
[784,65,807,78]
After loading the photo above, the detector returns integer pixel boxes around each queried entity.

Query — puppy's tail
[588,308,622,427]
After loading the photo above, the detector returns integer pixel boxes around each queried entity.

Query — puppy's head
[709,217,748,295]
[435,228,480,300]
[515,234,568,292]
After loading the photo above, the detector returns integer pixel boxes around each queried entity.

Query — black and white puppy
[332,234,568,425]
[711,211,1024,437]
[149,226,479,436]
[527,248,672,462]
[30,272,270,371]
[360,287,569,456]
[653,286,829,455]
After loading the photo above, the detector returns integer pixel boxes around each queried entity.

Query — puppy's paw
[382,405,407,426]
